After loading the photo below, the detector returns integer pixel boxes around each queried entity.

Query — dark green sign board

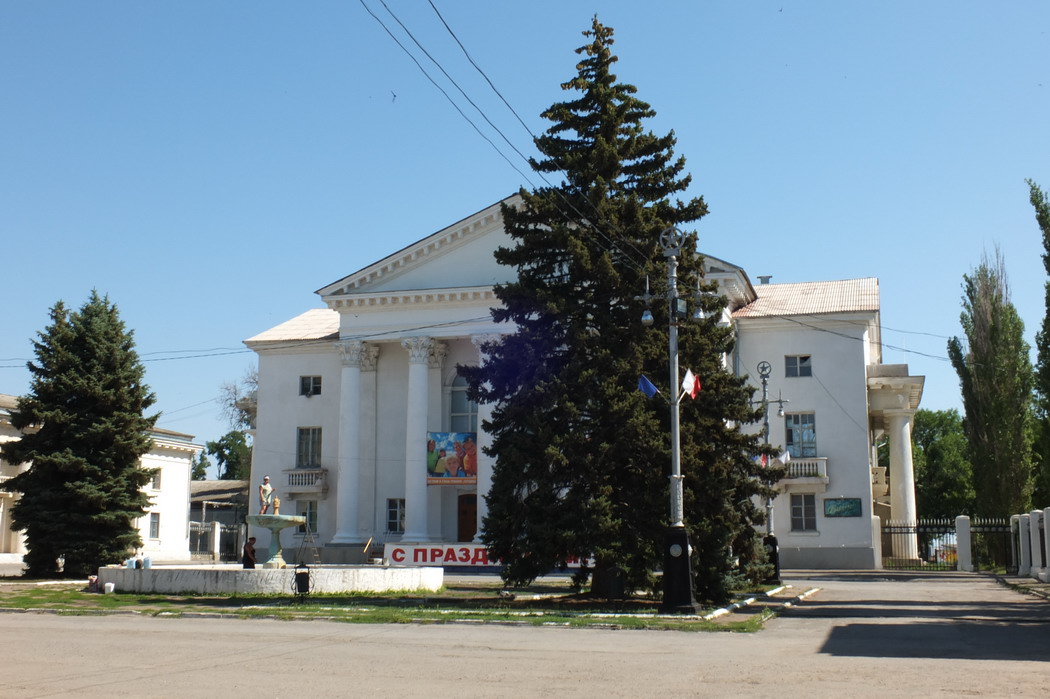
[823,498,862,518]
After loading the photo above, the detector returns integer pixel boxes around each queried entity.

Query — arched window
[450,375,477,433]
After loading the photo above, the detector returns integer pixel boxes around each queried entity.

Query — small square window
[790,494,817,531]
[387,498,406,534]
[300,376,322,397]
[786,355,812,377]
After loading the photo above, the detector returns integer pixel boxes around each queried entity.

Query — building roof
[190,480,249,505]
[244,308,339,344]
[732,278,879,318]
[0,394,17,411]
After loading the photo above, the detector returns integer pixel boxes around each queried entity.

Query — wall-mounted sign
[824,498,862,518]
[426,432,478,485]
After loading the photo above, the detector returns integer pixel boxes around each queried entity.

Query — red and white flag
[681,369,701,399]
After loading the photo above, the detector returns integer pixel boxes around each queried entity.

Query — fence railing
[881,519,958,570]
[783,458,827,480]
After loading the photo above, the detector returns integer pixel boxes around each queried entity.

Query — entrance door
[457,494,477,542]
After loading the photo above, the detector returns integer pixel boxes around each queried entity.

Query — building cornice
[325,286,498,312]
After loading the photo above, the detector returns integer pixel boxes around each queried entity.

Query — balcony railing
[784,458,827,480]
[779,457,829,492]
[280,468,328,498]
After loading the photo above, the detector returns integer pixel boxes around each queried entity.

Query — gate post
[1032,509,1047,580]
[1041,508,1050,583]
[955,515,972,572]
[210,521,222,563]
[1018,514,1031,577]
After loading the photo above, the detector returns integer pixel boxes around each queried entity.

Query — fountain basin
[246,513,306,569]
[97,564,443,595]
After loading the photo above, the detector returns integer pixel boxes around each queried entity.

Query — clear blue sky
[2,2,1048,476]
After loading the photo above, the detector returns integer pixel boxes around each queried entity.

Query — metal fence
[881,519,958,570]
[970,518,1016,574]
[189,521,243,562]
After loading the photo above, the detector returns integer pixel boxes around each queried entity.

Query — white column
[401,336,433,542]
[331,341,374,544]
[955,515,973,572]
[887,410,918,559]
[1018,514,1031,576]
[1031,510,1046,576]
[1043,508,1050,582]
[471,334,499,543]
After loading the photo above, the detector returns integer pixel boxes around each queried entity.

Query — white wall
[736,313,876,558]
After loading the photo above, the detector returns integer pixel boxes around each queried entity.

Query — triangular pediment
[316,195,519,303]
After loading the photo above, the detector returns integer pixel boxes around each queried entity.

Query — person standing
[242,537,257,569]
[259,476,275,514]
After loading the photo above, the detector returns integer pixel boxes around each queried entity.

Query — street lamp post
[640,227,700,614]
[754,360,788,584]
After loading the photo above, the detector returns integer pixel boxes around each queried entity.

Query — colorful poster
[426,431,478,485]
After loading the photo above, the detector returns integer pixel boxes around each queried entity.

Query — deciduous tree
[948,250,1034,517]
[1029,179,1050,506]
[912,409,975,517]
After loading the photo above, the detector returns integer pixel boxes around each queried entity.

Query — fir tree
[462,18,776,603]
[0,291,158,577]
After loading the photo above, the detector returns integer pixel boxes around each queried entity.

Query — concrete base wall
[779,546,879,569]
[98,565,443,595]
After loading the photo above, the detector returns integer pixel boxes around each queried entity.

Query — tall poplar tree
[947,251,1034,517]
[1029,179,1050,506]
[462,18,776,603]
[1,292,158,577]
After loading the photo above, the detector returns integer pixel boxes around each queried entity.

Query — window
[785,413,817,458]
[450,375,478,433]
[386,498,406,534]
[149,512,161,539]
[297,500,318,534]
[150,470,161,490]
[300,375,322,396]
[786,355,812,377]
[297,427,322,468]
[790,494,817,531]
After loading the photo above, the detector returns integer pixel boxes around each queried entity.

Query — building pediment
[316,195,520,306]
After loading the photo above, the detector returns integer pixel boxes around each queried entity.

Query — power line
[365,0,652,275]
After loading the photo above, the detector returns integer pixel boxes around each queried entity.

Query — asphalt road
[1,570,1047,697]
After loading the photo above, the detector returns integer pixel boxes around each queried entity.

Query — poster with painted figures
[426,432,478,485]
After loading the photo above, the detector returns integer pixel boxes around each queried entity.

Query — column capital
[360,344,379,372]
[402,336,435,364]
[427,341,448,370]
[337,340,371,368]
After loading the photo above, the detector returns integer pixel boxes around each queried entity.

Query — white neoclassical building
[245,197,923,568]
[1,393,200,564]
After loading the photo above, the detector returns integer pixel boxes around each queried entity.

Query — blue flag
[638,375,659,399]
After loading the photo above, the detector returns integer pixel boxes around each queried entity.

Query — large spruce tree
[1,291,158,577]
[948,251,1034,518]
[462,18,776,603]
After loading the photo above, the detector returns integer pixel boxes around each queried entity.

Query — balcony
[779,457,829,493]
[280,468,329,499]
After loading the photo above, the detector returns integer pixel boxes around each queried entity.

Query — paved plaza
[0,570,1047,697]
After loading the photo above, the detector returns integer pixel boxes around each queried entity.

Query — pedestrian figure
[259,475,275,514]
[243,537,257,569]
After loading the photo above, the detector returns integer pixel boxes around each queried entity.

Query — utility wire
[369,0,652,275]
